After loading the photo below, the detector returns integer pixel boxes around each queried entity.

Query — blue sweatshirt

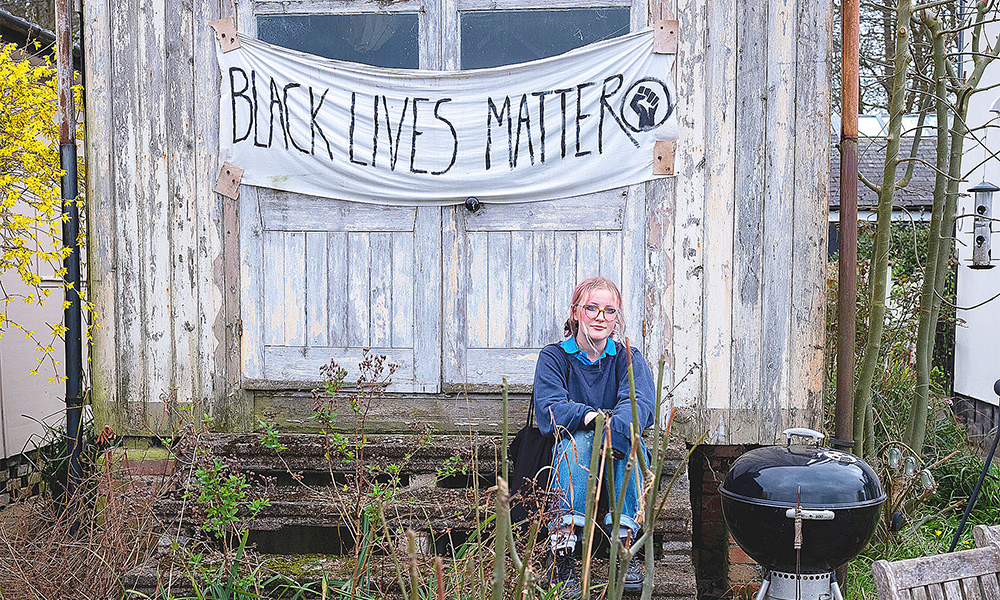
[533,339,656,457]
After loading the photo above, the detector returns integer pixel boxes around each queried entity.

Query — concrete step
[158,482,692,540]
[140,432,695,599]
[126,553,697,599]
[167,432,692,534]
[175,433,689,478]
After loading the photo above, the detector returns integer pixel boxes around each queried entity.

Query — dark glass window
[460,8,630,70]
[257,13,419,68]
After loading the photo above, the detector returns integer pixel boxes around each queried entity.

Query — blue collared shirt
[560,336,618,365]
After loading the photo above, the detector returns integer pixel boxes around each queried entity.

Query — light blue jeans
[549,429,649,533]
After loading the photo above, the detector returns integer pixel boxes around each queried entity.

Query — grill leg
[754,574,771,600]
[831,581,845,600]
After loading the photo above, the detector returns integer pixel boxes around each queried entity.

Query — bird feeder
[968,181,998,269]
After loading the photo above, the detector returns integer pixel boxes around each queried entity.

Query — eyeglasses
[575,304,618,320]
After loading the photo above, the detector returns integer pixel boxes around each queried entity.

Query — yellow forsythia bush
[0,42,86,374]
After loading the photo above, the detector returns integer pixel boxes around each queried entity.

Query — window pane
[460,9,630,70]
[258,13,419,68]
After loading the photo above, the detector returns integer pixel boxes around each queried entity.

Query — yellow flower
[0,42,93,372]
[935,530,942,536]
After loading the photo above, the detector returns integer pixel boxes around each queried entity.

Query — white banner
[218,30,676,205]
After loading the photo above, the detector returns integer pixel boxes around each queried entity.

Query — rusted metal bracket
[214,162,244,199]
[209,17,240,53]
[653,140,676,175]
[653,20,679,54]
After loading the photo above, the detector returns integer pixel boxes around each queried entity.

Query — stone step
[159,480,691,539]
[125,552,697,599]
[175,433,688,477]
[164,433,692,541]
[143,432,696,599]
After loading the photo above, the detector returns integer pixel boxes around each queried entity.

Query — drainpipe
[836,0,859,455]
[55,0,84,501]
[836,0,860,589]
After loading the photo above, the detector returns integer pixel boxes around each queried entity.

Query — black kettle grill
[720,428,886,600]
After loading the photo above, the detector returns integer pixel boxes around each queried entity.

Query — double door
[239,0,650,392]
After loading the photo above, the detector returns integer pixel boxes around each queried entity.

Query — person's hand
[581,411,601,430]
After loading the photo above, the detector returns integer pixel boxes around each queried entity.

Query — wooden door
[238,2,442,392]
[238,0,648,393]
[241,188,441,392]
[443,189,646,389]
[440,2,649,389]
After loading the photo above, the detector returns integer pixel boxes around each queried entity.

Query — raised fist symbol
[630,85,660,129]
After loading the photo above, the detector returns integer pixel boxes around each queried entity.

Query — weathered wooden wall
[85,0,830,444]
[84,0,244,432]
[648,0,831,444]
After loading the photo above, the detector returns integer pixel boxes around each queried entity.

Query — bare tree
[850,0,1000,455]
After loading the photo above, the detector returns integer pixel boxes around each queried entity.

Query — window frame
[236,0,649,71]
[237,0,441,69]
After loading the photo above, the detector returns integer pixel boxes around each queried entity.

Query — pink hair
[563,277,626,338]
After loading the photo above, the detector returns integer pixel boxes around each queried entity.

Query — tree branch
[913,0,964,14]
[898,89,932,187]
[859,170,882,193]
[936,287,1000,311]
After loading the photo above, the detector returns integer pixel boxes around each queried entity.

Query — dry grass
[0,451,167,600]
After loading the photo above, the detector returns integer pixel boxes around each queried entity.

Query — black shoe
[544,547,582,599]
[621,556,645,593]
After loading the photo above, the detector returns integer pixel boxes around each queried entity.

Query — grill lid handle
[782,428,825,446]
[785,508,836,520]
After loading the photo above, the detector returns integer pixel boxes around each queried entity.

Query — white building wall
[956,19,1000,407]
[0,276,67,460]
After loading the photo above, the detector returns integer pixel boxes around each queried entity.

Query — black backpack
[508,343,567,526]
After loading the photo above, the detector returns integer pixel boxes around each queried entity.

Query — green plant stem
[609,436,639,600]
[513,515,541,600]
[525,569,537,600]
[378,506,409,599]
[912,9,948,455]
[406,530,420,600]
[501,376,524,572]
[351,510,373,593]
[603,429,618,596]
[909,2,998,453]
[506,507,523,571]
[606,340,641,600]
[467,393,485,597]
[631,434,705,553]
[640,355,667,600]
[580,413,607,600]
[502,377,509,482]
[624,339,650,476]
[865,402,875,458]
[492,477,510,600]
